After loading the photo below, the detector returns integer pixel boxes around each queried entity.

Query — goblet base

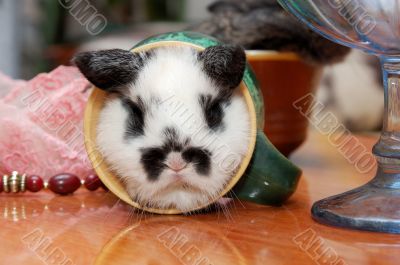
[312,165,400,234]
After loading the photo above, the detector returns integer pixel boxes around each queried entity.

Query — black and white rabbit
[73,45,251,211]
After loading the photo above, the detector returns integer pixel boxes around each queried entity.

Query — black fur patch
[72,49,152,92]
[140,127,183,181]
[198,44,246,90]
[140,127,211,181]
[182,147,211,176]
[140,147,167,181]
[122,97,145,138]
[199,94,226,131]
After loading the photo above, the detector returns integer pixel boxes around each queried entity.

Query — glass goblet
[278,0,400,233]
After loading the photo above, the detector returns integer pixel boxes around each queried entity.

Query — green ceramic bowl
[84,31,301,214]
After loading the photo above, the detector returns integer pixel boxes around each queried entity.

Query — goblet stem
[277,0,400,234]
[374,58,400,164]
[311,57,400,234]
[370,58,400,190]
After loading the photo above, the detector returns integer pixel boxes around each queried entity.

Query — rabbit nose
[166,152,187,172]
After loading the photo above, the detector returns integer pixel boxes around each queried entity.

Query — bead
[26,175,44,192]
[48,173,81,195]
[10,171,19,193]
[20,174,26,192]
[84,174,102,191]
[3,175,9,193]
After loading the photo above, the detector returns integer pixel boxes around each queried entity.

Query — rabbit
[73,45,252,212]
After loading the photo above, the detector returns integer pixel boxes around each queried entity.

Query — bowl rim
[94,216,247,265]
[84,40,258,214]
[245,50,300,61]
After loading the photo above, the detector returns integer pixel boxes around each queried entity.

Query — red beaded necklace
[1,171,107,194]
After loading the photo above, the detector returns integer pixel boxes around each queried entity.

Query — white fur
[97,47,251,212]
[317,50,383,131]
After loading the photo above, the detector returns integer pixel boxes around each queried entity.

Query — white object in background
[317,50,384,131]
[0,0,20,78]
[184,0,214,22]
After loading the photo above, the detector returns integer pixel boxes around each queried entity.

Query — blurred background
[0,0,213,79]
[0,0,383,133]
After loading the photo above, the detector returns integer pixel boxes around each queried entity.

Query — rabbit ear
[73,49,150,92]
[198,44,246,89]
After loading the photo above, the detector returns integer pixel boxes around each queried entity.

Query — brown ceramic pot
[246,51,322,156]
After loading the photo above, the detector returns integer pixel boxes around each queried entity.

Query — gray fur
[73,49,152,92]
[198,44,246,89]
[190,0,350,64]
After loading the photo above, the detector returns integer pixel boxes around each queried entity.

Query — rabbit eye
[199,94,225,131]
[122,97,145,138]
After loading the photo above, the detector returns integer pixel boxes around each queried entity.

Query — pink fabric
[0,66,94,180]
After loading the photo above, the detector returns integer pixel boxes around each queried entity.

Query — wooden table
[1,130,399,265]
